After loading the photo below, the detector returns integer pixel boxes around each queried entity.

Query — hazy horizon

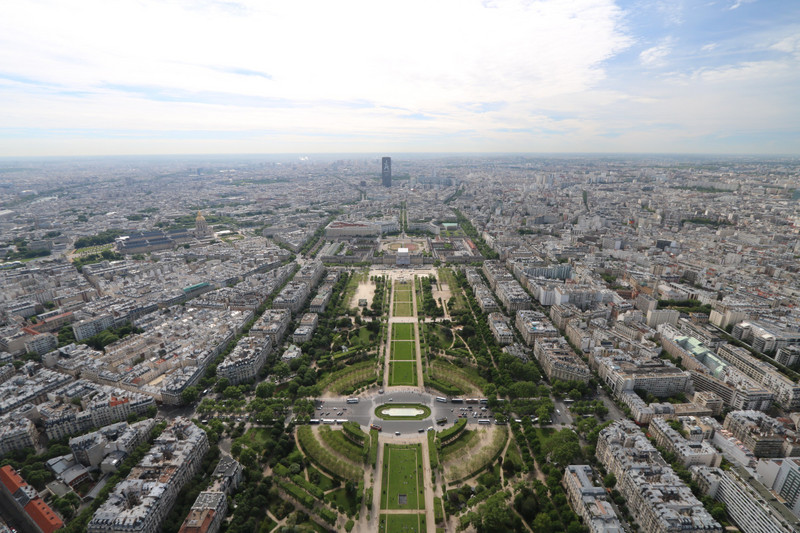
[2,0,799,157]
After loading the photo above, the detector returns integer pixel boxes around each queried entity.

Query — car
[379,389,384,394]
[395,431,401,436]
[388,398,393,402]
[427,426,434,431]
[418,428,424,433]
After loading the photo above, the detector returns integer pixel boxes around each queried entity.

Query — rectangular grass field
[391,341,416,360]
[393,301,414,316]
[381,443,425,510]
[389,361,417,386]
[392,323,415,341]
[379,513,426,533]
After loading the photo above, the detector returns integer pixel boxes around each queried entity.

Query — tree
[603,473,616,488]
[477,492,514,532]
[181,386,199,404]
[215,377,230,393]
[256,382,275,399]
[223,386,243,400]
[532,512,553,533]
[536,406,551,425]
[240,448,257,468]
[273,362,291,380]
[544,429,582,465]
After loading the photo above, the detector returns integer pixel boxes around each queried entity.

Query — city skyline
[1,0,799,157]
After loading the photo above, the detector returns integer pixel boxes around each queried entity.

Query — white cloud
[639,38,674,67]
[728,0,757,10]
[701,43,718,52]
[0,0,630,130]
[771,34,800,58]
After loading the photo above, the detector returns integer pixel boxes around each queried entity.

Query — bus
[435,396,447,403]
[451,398,464,404]
[346,398,359,404]
[322,419,335,425]
[478,419,491,425]
[465,398,479,404]
[310,419,320,424]
[436,417,448,425]
[479,398,488,404]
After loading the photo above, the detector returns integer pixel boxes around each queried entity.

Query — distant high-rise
[381,157,392,187]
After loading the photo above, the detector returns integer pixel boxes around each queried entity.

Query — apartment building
[596,420,722,533]
[694,465,799,533]
[723,410,791,458]
[515,310,558,346]
[487,312,514,345]
[562,465,623,533]
[534,337,591,383]
[217,336,272,385]
[649,418,721,468]
[272,282,310,315]
[88,418,209,533]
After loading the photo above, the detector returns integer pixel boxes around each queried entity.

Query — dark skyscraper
[381,157,392,187]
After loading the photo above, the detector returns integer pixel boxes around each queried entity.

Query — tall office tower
[381,157,392,187]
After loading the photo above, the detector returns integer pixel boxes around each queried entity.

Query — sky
[1,0,799,156]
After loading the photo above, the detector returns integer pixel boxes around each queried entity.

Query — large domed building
[194,211,210,237]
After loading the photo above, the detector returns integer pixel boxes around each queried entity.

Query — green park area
[381,444,425,510]
[392,323,414,340]
[393,301,413,317]
[389,361,417,386]
[391,341,416,360]
[379,513,427,533]
[393,282,414,317]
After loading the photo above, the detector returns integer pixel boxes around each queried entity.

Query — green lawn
[325,487,359,515]
[355,326,373,344]
[393,301,414,317]
[389,361,417,386]
[239,427,271,453]
[381,444,425,510]
[305,465,336,492]
[391,341,416,360]
[392,323,415,340]
[380,513,426,533]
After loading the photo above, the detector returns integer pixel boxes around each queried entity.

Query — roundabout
[374,403,431,420]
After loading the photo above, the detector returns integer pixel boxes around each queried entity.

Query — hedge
[423,375,462,397]
[434,496,445,523]
[428,430,438,469]
[437,418,466,446]
[342,421,367,446]
[319,507,338,525]
[273,463,290,477]
[369,429,379,467]
[318,426,367,464]
[292,474,324,499]
[297,426,361,481]
[278,479,315,508]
